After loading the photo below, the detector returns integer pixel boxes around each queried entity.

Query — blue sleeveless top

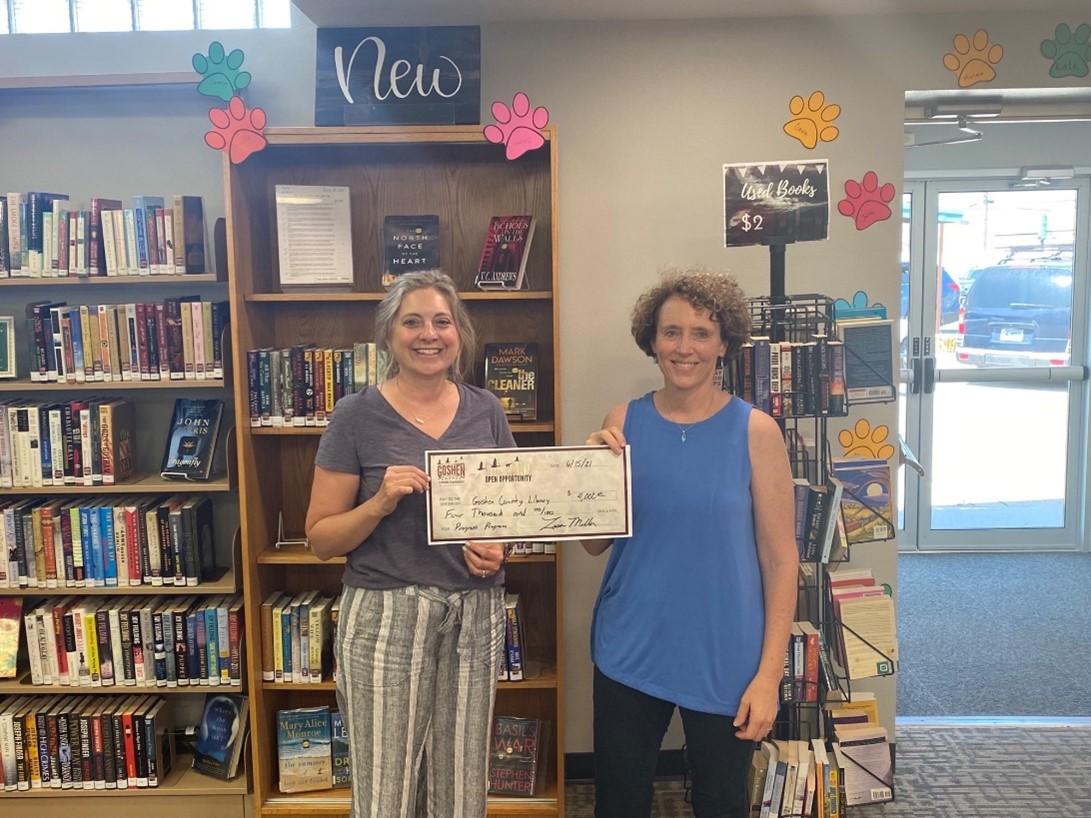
[590,392,764,716]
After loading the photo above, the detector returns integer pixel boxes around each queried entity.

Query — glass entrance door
[899,178,1088,550]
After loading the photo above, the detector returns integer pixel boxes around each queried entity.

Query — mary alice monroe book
[278,705,332,793]
[484,342,538,421]
[161,397,225,481]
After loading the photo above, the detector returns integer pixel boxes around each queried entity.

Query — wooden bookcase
[223,126,563,818]
[0,274,244,817]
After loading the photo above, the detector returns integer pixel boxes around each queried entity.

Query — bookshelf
[0,264,241,812]
[224,125,563,818]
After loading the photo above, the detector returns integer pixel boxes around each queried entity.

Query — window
[4,0,291,32]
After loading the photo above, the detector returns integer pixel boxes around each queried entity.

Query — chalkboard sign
[723,160,830,247]
[315,26,480,126]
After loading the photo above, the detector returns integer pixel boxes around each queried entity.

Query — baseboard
[565,744,896,783]
[565,749,687,783]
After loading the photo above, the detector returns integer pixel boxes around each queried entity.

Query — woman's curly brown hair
[631,266,752,358]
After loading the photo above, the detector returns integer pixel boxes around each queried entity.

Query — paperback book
[277,705,332,793]
[475,215,535,290]
[161,397,225,481]
[381,214,440,289]
[192,692,250,780]
[483,341,538,421]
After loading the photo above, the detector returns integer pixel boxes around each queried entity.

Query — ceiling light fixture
[923,99,1003,119]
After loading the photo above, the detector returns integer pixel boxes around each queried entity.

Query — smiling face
[388,286,461,380]
[653,294,727,392]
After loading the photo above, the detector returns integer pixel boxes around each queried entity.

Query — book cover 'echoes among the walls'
[475,215,535,290]
[161,397,225,481]
[484,342,538,421]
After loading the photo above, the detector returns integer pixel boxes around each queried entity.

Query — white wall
[2,5,1088,754]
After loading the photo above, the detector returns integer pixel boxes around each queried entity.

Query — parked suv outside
[956,263,1072,367]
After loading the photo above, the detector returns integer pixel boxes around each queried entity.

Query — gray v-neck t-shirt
[315,383,516,591]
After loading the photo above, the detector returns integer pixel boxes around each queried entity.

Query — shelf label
[723,160,830,247]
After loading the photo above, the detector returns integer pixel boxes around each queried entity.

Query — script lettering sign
[315,26,480,126]
[723,160,830,246]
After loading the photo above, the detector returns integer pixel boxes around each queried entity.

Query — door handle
[911,357,922,394]
[924,356,936,394]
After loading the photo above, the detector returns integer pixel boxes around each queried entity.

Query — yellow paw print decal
[943,29,1003,87]
[839,419,895,461]
[783,91,840,150]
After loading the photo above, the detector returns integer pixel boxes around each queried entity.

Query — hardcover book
[381,214,440,289]
[483,342,538,421]
[330,709,350,789]
[160,398,224,481]
[191,692,250,780]
[475,215,535,290]
[277,705,332,793]
[0,597,21,677]
[487,715,550,796]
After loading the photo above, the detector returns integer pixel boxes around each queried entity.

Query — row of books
[246,343,389,428]
[750,737,845,818]
[0,493,220,590]
[780,620,822,704]
[15,593,243,689]
[827,568,899,681]
[0,398,135,490]
[276,705,349,793]
[0,693,173,792]
[26,298,229,384]
[506,540,557,556]
[793,477,845,565]
[499,592,527,682]
[0,192,206,278]
[723,335,849,418]
[260,590,338,684]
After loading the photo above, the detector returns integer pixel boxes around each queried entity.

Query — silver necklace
[394,378,447,425]
[662,391,716,443]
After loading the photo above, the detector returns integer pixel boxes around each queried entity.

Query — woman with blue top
[584,267,799,818]
[305,270,511,818]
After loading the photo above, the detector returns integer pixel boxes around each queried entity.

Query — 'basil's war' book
[484,342,538,421]
[161,398,224,481]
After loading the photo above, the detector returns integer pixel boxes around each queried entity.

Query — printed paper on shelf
[275,185,354,289]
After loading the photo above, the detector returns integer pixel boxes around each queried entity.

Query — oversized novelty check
[425,445,632,544]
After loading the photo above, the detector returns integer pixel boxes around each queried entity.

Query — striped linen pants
[335,583,506,818]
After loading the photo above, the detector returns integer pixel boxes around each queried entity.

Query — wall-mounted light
[923,99,1003,119]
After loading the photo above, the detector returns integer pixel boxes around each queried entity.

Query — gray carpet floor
[565,725,1091,817]
[896,552,1091,717]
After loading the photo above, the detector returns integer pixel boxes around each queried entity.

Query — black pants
[593,666,754,818]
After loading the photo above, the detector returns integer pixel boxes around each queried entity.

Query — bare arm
[734,409,800,740]
[581,402,628,556]
[304,464,428,561]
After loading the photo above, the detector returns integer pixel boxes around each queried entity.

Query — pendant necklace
[395,378,447,425]
[664,390,716,443]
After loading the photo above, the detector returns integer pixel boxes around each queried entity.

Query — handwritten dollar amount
[739,213,765,232]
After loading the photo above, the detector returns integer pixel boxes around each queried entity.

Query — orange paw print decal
[205,96,267,164]
[839,419,895,461]
[783,91,840,150]
[943,29,1003,87]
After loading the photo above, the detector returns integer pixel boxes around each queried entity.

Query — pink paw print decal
[205,96,267,165]
[837,171,896,231]
[484,92,549,160]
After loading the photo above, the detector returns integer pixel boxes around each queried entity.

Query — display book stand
[726,243,895,813]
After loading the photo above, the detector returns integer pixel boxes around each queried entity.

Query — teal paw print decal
[1041,23,1091,78]
[193,41,252,102]
[835,291,887,319]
